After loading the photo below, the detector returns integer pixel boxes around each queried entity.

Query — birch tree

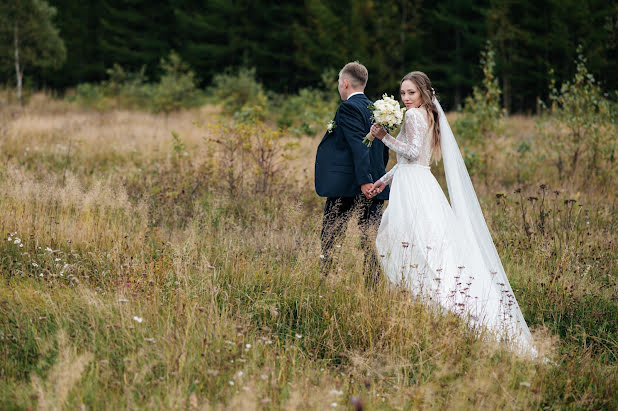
[0,0,66,103]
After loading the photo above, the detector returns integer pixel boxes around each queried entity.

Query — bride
[368,71,536,355]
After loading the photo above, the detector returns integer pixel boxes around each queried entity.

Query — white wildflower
[133,316,143,323]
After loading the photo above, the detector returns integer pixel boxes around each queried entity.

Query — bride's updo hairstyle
[401,71,441,162]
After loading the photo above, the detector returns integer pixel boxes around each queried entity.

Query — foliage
[22,0,617,113]
[453,42,504,178]
[209,67,269,120]
[544,46,615,179]
[69,52,203,113]
[0,0,66,101]
[150,52,203,114]
[205,120,297,197]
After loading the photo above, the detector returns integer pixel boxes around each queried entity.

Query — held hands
[361,180,385,199]
[370,123,387,140]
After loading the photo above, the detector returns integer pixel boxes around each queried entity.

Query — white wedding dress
[376,101,536,356]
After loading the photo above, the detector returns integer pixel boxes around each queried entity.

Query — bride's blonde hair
[401,71,441,163]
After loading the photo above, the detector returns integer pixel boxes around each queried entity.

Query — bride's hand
[370,124,387,140]
[370,180,385,196]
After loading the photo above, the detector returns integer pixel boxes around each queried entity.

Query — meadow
[0,90,616,410]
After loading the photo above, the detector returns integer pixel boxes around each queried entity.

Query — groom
[315,61,390,285]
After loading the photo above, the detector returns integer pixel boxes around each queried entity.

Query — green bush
[210,67,269,120]
[545,45,615,179]
[453,41,504,144]
[151,52,203,114]
[68,53,203,113]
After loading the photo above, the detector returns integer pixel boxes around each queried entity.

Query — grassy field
[0,94,616,409]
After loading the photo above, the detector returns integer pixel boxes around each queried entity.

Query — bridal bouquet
[363,94,405,147]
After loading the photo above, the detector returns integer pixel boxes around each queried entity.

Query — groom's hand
[361,183,373,198]
[371,180,385,195]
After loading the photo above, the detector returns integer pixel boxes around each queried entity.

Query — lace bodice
[379,107,433,185]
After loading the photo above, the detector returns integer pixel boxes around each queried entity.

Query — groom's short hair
[339,61,368,89]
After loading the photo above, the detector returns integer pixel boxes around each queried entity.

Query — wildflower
[55,258,61,262]
[19,244,23,248]
[245,343,251,349]
[295,333,303,339]
[7,237,12,241]
[228,381,235,386]
[237,371,244,377]
[133,316,143,323]
[45,247,53,252]
[32,263,38,267]
[14,238,21,245]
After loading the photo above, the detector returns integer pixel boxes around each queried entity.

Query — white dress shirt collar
[347,91,364,100]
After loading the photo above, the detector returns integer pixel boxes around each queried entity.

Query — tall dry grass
[0,94,616,409]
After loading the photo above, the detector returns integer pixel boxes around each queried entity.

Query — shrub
[545,45,615,179]
[69,54,203,113]
[151,52,203,114]
[210,67,269,120]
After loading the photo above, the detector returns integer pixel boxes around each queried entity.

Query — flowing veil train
[435,97,535,353]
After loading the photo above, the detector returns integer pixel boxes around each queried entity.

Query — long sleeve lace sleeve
[379,164,398,185]
[380,109,424,160]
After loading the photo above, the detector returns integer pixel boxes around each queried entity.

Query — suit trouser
[320,196,384,285]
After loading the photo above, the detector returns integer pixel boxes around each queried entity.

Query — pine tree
[100,0,173,76]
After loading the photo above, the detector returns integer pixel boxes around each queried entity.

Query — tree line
[1,0,616,111]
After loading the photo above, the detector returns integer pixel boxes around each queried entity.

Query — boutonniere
[327,120,337,133]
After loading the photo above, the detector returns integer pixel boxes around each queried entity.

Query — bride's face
[400,80,422,108]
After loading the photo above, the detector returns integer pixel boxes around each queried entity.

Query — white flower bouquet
[363,94,405,147]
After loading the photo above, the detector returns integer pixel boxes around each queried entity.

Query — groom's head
[338,61,368,100]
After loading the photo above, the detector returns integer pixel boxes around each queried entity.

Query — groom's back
[315,94,390,200]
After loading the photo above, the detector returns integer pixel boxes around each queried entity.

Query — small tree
[548,45,614,178]
[0,0,66,103]
[452,41,504,179]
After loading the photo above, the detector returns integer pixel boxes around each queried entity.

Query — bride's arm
[378,164,398,185]
[380,109,423,160]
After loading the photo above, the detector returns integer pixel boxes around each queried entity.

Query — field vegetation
[0,53,616,409]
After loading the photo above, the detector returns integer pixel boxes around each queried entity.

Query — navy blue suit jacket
[315,94,390,200]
